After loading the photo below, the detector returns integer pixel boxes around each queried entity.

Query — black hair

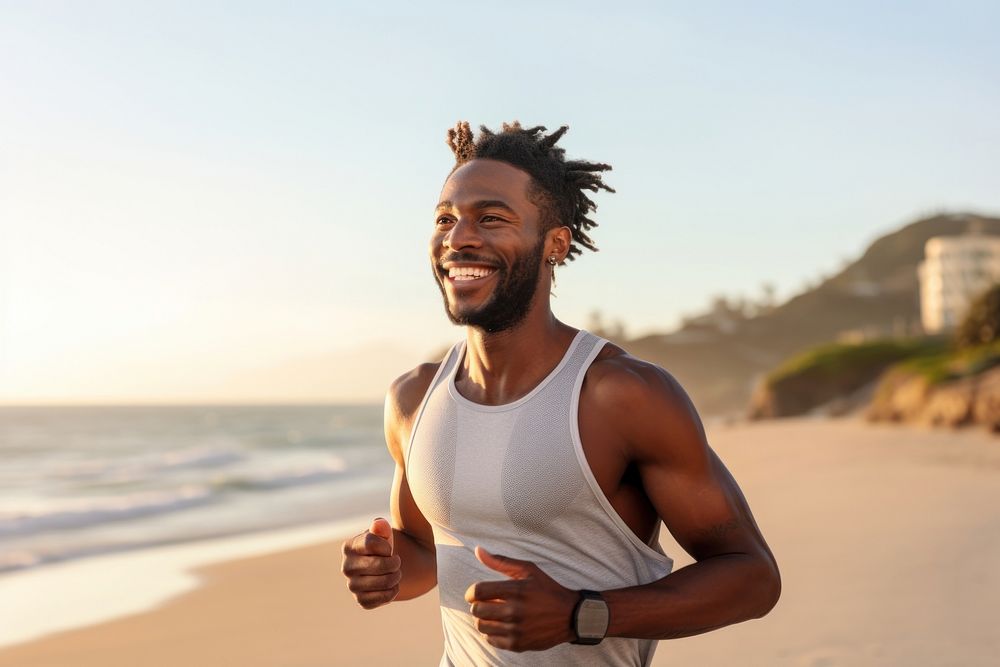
[445,121,614,262]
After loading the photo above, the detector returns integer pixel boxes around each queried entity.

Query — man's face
[430,159,548,333]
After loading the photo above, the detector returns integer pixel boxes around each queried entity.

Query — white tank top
[405,329,674,666]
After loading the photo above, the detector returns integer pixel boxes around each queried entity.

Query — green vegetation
[765,338,946,387]
[956,283,1000,349]
[876,338,1000,390]
[766,333,1000,392]
[750,337,950,418]
[951,339,1000,376]
[891,352,956,385]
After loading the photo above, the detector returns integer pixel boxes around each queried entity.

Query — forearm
[393,528,438,601]
[603,553,780,640]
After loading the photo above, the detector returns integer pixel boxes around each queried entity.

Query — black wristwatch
[570,589,609,645]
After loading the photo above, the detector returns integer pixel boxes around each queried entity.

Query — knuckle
[357,592,386,610]
[362,532,386,554]
[353,556,371,573]
[374,556,394,575]
[347,531,366,552]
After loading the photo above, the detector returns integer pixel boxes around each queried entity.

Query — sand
[1,415,997,667]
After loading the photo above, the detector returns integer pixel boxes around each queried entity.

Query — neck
[458,307,578,406]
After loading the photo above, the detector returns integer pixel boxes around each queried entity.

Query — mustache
[438,253,501,269]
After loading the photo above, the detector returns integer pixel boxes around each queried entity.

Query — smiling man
[341,121,781,665]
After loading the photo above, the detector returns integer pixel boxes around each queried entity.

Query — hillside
[621,212,1000,416]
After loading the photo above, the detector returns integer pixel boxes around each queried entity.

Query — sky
[2,1,999,404]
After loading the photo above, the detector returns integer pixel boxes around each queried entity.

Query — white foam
[0,512,383,648]
[0,485,216,537]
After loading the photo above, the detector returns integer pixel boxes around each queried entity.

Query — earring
[547,255,557,289]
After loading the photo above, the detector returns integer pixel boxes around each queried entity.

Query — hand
[341,517,402,609]
[465,546,579,652]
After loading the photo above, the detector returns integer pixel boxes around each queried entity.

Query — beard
[434,238,545,333]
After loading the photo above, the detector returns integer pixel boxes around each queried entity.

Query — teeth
[448,266,496,281]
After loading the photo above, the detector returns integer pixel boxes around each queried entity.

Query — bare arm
[383,394,436,600]
[341,364,440,607]
[596,359,781,639]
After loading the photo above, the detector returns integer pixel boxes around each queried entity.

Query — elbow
[753,555,782,618]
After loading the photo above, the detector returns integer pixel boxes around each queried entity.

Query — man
[341,121,780,665]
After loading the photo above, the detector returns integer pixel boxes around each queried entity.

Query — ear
[545,225,572,264]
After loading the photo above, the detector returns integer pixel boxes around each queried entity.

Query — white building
[918,232,1000,333]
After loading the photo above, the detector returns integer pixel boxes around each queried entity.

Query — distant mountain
[620,212,1000,417]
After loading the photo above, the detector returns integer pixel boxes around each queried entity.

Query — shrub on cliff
[956,283,1000,349]
[748,337,945,419]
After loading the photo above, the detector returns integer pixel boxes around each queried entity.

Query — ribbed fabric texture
[405,330,674,666]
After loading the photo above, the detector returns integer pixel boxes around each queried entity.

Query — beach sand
[1,415,998,666]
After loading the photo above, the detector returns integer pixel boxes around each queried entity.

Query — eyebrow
[435,199,517,215]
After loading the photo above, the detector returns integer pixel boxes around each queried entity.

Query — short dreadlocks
[445,121,614,262]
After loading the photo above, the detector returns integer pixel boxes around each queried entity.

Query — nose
[443,216,482,250]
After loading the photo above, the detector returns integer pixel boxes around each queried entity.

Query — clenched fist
[341,517,402,609]
[466,546,578,652]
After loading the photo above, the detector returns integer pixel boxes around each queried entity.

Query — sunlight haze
[3,1,998,404]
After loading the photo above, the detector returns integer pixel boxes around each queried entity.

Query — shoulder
[584,342,692,412]
[383,355,450,463]
[583,341,707,463]
[385,361,443,425]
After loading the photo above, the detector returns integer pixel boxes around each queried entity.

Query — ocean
[0,404,392,575]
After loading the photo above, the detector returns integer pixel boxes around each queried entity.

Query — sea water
[0,404,393,574]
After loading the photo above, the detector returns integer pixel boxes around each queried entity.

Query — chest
[407,382,591,535]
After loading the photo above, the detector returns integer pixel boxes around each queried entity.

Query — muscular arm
[593,359,781,640]
[383,365,439,601]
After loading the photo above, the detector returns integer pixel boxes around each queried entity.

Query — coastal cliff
[867,361,1000,432]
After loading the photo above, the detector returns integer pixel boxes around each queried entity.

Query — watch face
[577,598,610,639]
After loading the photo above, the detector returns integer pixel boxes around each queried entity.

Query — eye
[436,215,454,226]
[481,214,505,223]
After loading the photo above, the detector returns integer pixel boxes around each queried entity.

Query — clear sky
[2,1,999,404]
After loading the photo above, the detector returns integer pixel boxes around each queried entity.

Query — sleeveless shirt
[405,329,674,666]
